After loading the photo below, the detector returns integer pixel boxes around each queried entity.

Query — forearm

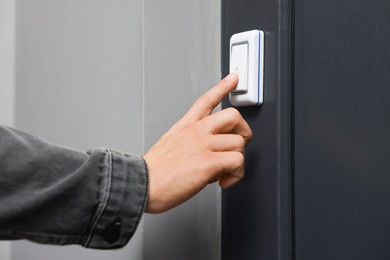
[0,126,148,249]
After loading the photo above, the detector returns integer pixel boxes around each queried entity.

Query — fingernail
[224,72,237,81]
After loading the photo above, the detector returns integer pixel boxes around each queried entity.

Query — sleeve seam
[120,156,149,246]
[83,149,113,246]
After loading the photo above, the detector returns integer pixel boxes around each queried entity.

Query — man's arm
[0,73,251,248]
[0,126,148,249]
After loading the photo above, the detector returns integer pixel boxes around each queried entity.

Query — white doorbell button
[230,43,248,93]
[229,29,264,106]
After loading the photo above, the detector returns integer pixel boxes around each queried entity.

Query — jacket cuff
[84,149,148,249]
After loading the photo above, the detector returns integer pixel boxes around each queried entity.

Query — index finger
[181,73,238,124]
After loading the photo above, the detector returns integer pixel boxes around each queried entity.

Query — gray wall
[13,0,144,259]
[11,0,221,259]
[0,0,15,127]
[0,0,14,258]
[143,1,221,260]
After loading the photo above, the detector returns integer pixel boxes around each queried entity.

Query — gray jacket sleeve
[0,126,148,249]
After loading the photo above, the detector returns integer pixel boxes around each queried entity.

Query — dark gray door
[222,0,390,259]
[294,1,390,259]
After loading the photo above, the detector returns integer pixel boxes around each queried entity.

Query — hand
[143,73,252,213]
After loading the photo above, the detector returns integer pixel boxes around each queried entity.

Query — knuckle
[231,135,245,150]
[205,136,215,149]
[196,94,212,109]
[226,107,241,118]
[181,122,200,135]
[236,135,246,147]
[233,155,245,180]
[233,152,245,168]
[247,127,253,140]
